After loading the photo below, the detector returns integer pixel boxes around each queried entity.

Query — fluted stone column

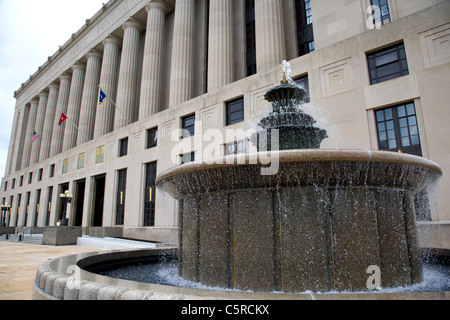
[20,101,37,169]
[39,83,59,161]
[94,36,121,138]
[139,1,172,119]
[77,50,102,145]
[114,19,144,130]
[62,62,85,152]
[5,109,20,175]
[30,91,48,165]
[13,105,29,172]
[50,73,71,156]
[208,0,233,91]
[169,0,195,106]
[255,0,285,72]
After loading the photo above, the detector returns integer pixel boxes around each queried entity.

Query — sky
[0,0,106,182]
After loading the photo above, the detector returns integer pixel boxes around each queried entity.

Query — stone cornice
[14,1,117,100]
[13,0,157,108]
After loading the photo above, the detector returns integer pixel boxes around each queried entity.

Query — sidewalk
[0,242,105,300]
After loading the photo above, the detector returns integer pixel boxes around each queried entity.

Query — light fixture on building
[0,203,10,227]
[59,191,73,227]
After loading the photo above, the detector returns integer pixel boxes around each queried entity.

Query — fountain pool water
[91,256,450,294]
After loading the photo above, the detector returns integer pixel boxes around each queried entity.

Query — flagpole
[59,108,90,143]
[31,128,58,154]
[36,130,58,153]
[98,86,132,125]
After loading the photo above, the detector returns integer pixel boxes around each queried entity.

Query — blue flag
[98,88,107,107]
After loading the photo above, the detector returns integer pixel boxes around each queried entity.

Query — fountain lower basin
[156,149,442,293]
[33,247,450,300]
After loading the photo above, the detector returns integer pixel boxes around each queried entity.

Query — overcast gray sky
[0,0,106,181]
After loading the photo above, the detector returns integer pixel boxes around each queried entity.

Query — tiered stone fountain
[156,62,442,292]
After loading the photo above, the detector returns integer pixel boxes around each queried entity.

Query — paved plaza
[0,242,104,300]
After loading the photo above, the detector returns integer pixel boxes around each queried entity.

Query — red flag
[58,112,67,125]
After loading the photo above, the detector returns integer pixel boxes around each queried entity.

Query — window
[49,164,55,178]
[367,42,409,84]
[7,196,13,226]
[119,138,128,157]
[38,168,43,181]
[370,0,391,26]
[304,0,312,25]
[62,159,69,174]
[96,145,105,164]
[181,114,195,138]
[225,141,246,155]
[77,153,86,169]
[295,0,315,56]
[12,179,15,189]
[15,194,21,227]
[180,152,195,165]
[226,98,244,125]
[19,175,23,187]
[28,172,33,184]
[147,127,158,149]
[294,74,310,103]
[45,187,52,226]
[116,169,127,225]
[144,162,157,227]
[204,0,210,93]
[3,181,7,192]
[375,102,422,156]
[24,192,30,226]
[245,0,256,76]
[34,189,41,227]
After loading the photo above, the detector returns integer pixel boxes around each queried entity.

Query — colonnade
[6,0,288,176]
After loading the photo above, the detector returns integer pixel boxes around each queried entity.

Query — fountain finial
[281,60,293,85]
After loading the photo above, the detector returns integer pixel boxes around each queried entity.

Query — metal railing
[14,226,33,241]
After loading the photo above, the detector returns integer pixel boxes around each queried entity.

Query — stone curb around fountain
[32,248,450,300]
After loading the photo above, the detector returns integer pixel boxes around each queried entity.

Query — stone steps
[0,233,159,249]
[1,234,43,245]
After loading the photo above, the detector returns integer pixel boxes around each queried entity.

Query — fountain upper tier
[253,62,327,150]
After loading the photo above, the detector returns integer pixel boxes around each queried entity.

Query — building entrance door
[74,179,85,227]
[58,183,69,224]
[92,175,105,227]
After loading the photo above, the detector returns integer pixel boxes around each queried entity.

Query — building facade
[1,0,449,248]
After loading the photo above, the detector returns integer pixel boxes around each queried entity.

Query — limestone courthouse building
[1,0,449,251]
